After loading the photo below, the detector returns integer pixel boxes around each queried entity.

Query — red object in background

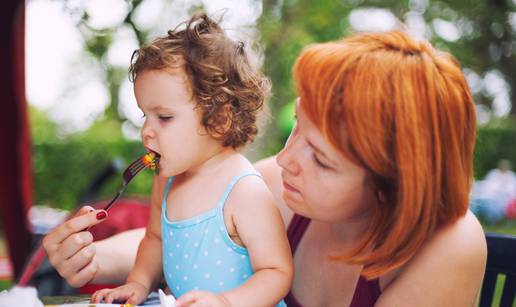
[506,199,516,219]
[88,197,150,241]
[0,0,33,279]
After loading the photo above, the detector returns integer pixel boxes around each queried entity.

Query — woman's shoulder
[378,211,487,306]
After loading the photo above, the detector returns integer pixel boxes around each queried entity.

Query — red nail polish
[96,211,107,220]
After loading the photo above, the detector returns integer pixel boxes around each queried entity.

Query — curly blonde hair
[129,12,270,148]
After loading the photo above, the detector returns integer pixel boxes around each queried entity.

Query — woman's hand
[91,281,149,304]
[42,206,108,287]
[176,290,231,307]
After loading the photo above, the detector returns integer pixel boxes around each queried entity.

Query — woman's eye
[313,154,329,169]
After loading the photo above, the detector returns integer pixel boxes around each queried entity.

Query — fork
[102,152,159,211]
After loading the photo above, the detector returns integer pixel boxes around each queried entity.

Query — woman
[43,30,486,306]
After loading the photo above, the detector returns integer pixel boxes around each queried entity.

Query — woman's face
[276,100,377,223]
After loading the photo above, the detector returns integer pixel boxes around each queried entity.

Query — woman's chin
[282,191,305,212]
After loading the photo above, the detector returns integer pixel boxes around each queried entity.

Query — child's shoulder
[224,162,276,212]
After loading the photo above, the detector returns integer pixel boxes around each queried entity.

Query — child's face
[136,69,223,177]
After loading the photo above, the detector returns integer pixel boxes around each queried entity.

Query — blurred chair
[479,233,516,307]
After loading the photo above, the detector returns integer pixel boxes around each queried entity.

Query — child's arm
[177,176,294,307]
[91,176,166,304]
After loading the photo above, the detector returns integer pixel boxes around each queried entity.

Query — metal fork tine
[128,161,146,174]
[128,159,145,172]
[126,162,146,178]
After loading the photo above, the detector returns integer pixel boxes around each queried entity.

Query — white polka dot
[229,267,235,272]
[183,276,188,281]
[176,286,180,290]
[168,252,172,257]
[175,265,180,269]
[204,229,209,234]
[214,238,220,244]
[204,273,211,279]
[243,274,248,279]
[241,255,246,259]
[194,286,199,290]
[194,242,199,247]
[218,281,224,286]
[196,219,201,223]
[219,226,224,231]
[193,264,199,269]
[184,233,189,237]
[169,231,174,236]
[204,251,209,256]
[216,260,222,265]
[168,273,172,278]
[184,254,189,259]
[227,248,232,252]
[176,244,181,248]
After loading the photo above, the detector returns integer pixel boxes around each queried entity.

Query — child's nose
[141,121,155,143]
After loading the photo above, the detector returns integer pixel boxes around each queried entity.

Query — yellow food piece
[142,152,158,170]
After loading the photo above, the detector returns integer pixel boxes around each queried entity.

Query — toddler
[91,13,292,307]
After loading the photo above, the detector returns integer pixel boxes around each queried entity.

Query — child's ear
[210,104,233,138]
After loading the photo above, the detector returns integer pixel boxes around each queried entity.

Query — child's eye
[158,115,173,122]
[313,154,330,169]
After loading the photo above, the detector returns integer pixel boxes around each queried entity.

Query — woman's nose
[276,132,301,176]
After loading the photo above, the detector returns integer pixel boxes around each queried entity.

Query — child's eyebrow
[149,105,176,113]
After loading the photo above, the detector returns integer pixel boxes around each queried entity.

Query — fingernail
[96,210,107,220]
[88,209,94,212]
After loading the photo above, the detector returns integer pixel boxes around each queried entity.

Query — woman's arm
[377,211,487,307]
[92,228,145,285]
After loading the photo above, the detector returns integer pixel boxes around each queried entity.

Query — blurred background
[1,0,515,292]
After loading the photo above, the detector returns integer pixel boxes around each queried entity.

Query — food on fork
[142,151,160,173]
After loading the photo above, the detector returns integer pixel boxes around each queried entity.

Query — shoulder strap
[161,176,175,211]
[286,214,311,253]
[216,171,261,210]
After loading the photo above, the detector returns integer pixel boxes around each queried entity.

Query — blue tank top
[161,172,286,306]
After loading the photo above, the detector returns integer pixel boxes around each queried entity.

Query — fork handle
[102,188,124,211]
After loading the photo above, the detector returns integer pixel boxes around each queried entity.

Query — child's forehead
[135,69,195,108]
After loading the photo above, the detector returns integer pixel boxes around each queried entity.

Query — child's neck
[181,147,239,180]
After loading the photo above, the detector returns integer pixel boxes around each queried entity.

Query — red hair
[293,31,476,279]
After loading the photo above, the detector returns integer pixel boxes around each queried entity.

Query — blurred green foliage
[32,139,154,210]
[475,126,516,179]
[30,106,153,210]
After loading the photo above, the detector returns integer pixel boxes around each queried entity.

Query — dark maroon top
[285,214,381,307]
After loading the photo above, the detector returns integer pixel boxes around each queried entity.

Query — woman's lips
[282,180,300,193]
